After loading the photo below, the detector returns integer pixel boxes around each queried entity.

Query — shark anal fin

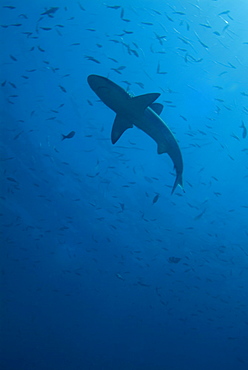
[131,93,160,113]
[150,103,163,115]
[111,115,133,144]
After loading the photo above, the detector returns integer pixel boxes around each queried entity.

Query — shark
[87,74,184,194]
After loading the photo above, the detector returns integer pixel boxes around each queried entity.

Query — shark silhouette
[87,74,184,194]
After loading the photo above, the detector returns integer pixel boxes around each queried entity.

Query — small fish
[211,176,218,181]
[13,131,24,140]
[152,194,160,204]
[40,27,52,31]
[231,133,240,141]
[141,22,153,26]
[137,281,150,287]
[130,49,139,57]
[156,62,167,75]
[61,131,75,140]
[168,257,181,264]
[7,177,18,183]
[135,82,144,89]
[22,31,32,37]
[41,7,59,16]
[111,68,122,75]
[84,55,100,64]
[58,85,66,93]
[9,82,16,88]
[78,2,85,11]
[214,192,221,197]
[10,54,17,61]
[240,121,247,138]
[218,10,230,16]
[3,5,16,9]
[194,208,206,220]
[198,39,209,49]
[38,45,45,52]
[155,33,166,45]
[165,13,174,22]
[200,23,212,29]
[119,203,125,211]
[19,13,28,19]
[106,5,121,9]
[123,29,133,34]
[108,57,118,63]
[180,115,187,121]
[116,273,124,280]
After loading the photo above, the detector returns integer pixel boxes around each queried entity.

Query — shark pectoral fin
[150,103,164,115]
[157,142,168,154]
[131,93,161,113]
[111,115,133,144]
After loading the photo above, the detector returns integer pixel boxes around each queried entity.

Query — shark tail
[171,173,184,195]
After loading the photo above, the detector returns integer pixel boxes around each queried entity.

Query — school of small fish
[1,3,248,364]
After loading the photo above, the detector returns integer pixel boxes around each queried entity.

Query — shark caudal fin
[171,173,184,195]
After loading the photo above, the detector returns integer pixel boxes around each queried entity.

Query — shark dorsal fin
[150,103,163,115]
[111,115,133,144]
[131,93,160,113]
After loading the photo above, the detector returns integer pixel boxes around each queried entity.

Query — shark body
[87,74,183,193]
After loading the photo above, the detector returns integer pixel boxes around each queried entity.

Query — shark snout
[87,74,108,92]
[87,74,98,90]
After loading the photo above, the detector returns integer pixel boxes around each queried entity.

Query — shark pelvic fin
[150,103,163,115]
[157,142,168,155]
[111,115,133,144]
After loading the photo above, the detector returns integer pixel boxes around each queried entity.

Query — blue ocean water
[1,1,248,369]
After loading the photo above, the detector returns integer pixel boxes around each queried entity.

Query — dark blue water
[1,1,248,369]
